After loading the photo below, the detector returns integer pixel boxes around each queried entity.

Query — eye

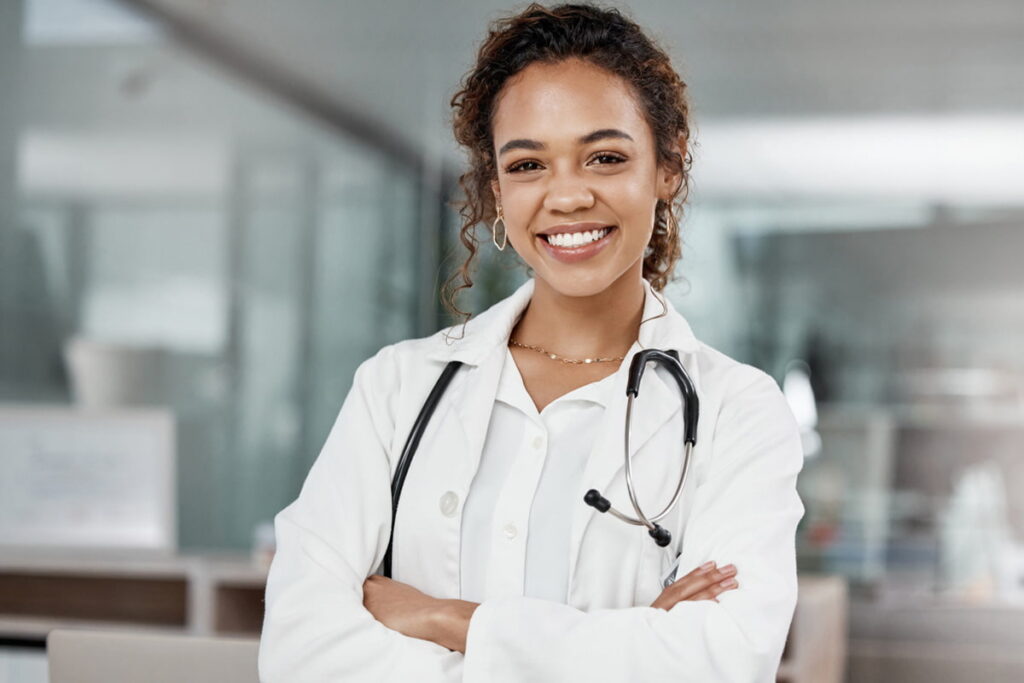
[506,160,541,174]
[590,153,627,166]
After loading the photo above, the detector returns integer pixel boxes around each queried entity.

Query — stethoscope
[382,348,699,578]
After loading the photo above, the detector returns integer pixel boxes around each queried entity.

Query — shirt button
[503,523,518,540]
[439,491,459,517]
[531,435,544,450]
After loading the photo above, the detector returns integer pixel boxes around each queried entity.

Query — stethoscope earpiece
[584,488,611,512]
[649,525,672,547]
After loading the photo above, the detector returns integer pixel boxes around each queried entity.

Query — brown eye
[507,160,541,173]
[591,153,626,165]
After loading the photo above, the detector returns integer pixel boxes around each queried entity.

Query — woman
[258,4,804,682]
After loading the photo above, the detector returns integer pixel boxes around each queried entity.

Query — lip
[538,225,617,264]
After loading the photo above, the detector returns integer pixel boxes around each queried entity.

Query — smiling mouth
[537,225,618,265]
[539,226,616,248]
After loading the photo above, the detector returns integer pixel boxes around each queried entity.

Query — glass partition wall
[1,5,436,551]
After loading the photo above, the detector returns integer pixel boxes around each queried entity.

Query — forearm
[362,574,479,655]
[461,593,792,683]
[431,599,480,654]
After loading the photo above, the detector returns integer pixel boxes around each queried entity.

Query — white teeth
[545,227,610,248]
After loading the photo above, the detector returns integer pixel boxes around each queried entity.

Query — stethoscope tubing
[616,399,694,529]
[584,348,699,547]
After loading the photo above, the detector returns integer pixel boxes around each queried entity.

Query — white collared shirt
[460,348,619,604]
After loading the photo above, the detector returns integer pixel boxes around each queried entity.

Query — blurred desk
[0,551,267,644]
[849,599,1024,683]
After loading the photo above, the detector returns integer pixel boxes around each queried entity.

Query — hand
[650,561,738,611]
[362,574,444,643]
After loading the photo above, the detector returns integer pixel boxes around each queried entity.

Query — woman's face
[490,57,681,298]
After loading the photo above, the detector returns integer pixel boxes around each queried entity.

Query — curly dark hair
[443,2,694,329]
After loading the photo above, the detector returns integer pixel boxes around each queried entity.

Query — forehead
[491,58,648,148]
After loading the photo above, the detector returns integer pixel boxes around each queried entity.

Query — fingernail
[721,564,737,576]
[720,578,738,589]
[699,561,716,572]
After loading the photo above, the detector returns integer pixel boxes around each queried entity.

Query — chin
[535,267,620,299]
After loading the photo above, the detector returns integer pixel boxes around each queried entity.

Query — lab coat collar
[425,276,700,366]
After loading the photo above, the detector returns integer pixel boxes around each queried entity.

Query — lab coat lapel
[425,278,536,481]
[446,345,505,481]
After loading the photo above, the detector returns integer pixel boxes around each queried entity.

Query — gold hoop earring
[492,209,507,251]
[660,205,677,240]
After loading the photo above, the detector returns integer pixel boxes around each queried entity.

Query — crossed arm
[361,561,741,653]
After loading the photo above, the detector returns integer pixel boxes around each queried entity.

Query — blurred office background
[1,0,1022,681]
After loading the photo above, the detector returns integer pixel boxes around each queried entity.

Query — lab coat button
[439,491,459,517]
[531,435,544,450]
[503,523,518,539]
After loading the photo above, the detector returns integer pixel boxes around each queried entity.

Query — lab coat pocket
[633,541,681,606]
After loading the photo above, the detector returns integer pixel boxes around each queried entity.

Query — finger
[651,580,726,610]
[689,578,739,602]
[669,562,719,593]
[680,561,717,580]
[658,577,738,610]
[670,564,736,599]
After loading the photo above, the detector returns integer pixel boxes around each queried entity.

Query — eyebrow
[497,128,635,157]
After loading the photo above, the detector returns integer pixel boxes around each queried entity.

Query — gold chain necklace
[509,338,627,365]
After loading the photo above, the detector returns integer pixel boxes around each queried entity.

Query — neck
[512,264,646,359]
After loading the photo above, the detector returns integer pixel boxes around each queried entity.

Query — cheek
[612,182,658,232]
[500,191,542,245]
[598,165,654,206]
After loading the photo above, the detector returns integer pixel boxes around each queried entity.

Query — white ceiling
[121,0,1024,168]
[18,0,1024,203]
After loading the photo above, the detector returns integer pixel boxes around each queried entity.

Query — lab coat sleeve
[258,345,464,682]
[461,366,805,683]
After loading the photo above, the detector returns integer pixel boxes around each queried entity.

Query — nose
[542,169,595,214]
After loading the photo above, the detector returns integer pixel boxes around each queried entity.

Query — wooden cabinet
[0,552,266,643]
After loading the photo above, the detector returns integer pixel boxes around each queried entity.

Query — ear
[490,179,501,207]
[657,136,687,201]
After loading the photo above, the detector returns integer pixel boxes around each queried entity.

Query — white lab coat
[258,277,805,683]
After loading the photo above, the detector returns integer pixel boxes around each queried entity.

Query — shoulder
[700,343,783,403]
[684,337,782,404]
[351,331,454,407]
[358,328,461,379]
[356,282,519,380]
[690,341,802,463]
[351,326,471,418]
[342,332,463,459]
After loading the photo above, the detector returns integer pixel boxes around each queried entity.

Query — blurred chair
[47,629,258,683]
[63,337,169,407]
